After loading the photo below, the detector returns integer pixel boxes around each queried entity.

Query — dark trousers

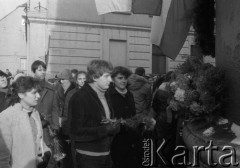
[76,153,112,168]
[60,140,74,168]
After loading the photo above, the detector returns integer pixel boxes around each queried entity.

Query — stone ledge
[183,119,240,168]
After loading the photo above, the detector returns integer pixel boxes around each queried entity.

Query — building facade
[26,0,152,76]
[0,0,215,77]
[0,3,27,74]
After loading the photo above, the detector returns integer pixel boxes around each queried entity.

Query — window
[20,58,27,70]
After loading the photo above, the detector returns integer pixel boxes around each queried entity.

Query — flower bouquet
[48,126,66,161]
[122,112,156,131]
[39,112,66,161]
[168,56,225,122]
[101,112,156,133]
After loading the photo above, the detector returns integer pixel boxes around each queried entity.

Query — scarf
[90,83,110,119]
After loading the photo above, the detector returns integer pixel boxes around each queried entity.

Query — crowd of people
[0,59,181,168]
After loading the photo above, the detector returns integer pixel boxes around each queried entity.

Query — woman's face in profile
[19,88,40,107]
[0,75,8,88]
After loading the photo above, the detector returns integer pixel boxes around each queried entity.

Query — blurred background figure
[135,67,145,77]
[0,70,11,113]
[5,69,12,77]
[158,71,174,91]
[145,74,155,96]
[76,71,87,89]
[127,67,152,114]
[71,69,78,84]
[15,69,25,76]
[71,69,78,79]
[5,69,12,85]
[151,74,166,100]
[13,72,25,82]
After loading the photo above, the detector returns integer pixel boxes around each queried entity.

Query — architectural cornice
[27,17,151,32]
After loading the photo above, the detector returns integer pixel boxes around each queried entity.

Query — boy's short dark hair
[87,60,113,83]
[135,67,145,76]
[31,60,46,73]
[71,69,78,74]
[111,66,132,79]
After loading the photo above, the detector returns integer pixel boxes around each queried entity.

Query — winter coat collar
[64,82,76,97]
[108,86,129,97]
[82,83,114,119]
[38,81,55,103]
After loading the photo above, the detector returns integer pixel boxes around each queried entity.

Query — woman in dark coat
[108,66,142,168]
[0,70,11,112]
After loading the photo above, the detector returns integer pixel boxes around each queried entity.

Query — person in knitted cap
[56,69,78,168]
[57,69,74,94]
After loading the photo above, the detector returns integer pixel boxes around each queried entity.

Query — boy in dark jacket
[31,60,60,168]
[69,60,120,168]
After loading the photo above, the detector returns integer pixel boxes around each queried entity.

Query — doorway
[109,40,127,67]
